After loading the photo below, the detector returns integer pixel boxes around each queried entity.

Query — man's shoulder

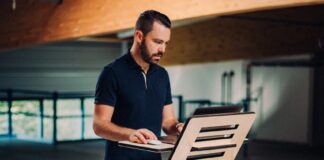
[103,54,128,70]
[152,64,169,78]
[155,64,168,73]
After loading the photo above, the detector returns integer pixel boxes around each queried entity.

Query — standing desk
[119,112,256,160]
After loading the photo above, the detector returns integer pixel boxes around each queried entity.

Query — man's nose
[158,46,166,53]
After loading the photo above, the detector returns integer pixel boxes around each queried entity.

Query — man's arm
[162,104,184,135]
[93,104,157,144]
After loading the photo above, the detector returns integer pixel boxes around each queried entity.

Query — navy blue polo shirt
[95,52,172,160]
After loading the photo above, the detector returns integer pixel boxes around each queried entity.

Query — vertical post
[7,89,13,137]
[39,98,44,139]
[312,38,324,147]
[228,71,235,104]
[178,96,184,122]
[221,72,227,105]
[245,64,252,112]
[80,97,85,140]
[243,64,253,158]
[121,41,129,55]
[52,92,58,145]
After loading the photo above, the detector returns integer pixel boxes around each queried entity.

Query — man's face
[139,21,171,64]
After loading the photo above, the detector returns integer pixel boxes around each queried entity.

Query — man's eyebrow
[153,39,163,42]
[153,39,170,43]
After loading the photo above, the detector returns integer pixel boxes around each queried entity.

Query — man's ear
[134,30,144,44]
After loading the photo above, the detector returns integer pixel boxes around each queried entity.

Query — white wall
[166,61,246,102]
[166,61,246,119]
[250,67,312,143]
[166,56,312,144]
[0,41,121,92]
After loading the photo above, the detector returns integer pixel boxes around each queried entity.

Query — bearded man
[93,10,183,160]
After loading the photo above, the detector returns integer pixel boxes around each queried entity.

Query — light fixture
[12,0,16,11]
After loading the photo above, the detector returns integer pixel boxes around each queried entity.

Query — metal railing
[0,89,184,144]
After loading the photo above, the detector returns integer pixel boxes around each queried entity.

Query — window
[57,99,81,116]
[0,101,8,135]
[57,99,81,140]
[43,99,53,141]
[57,118,81,140]
[12,101,40,138]
[84,98,98,139]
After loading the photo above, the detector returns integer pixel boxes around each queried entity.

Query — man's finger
[139,129,157,140]
[176,123,184,135]
[135,132,147,144]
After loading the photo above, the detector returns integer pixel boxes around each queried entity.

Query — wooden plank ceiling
[1,0,324,65]
[160,5,324,65]
[1,0,324,51]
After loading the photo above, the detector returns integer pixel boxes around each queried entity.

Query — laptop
[193,105,242,116]
[159,106,243,144]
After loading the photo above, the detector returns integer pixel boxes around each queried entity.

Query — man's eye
[154,40,163,44]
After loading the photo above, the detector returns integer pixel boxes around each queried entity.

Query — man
[93,10,183,160]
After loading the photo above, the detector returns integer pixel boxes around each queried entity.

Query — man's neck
[130,47,150,73]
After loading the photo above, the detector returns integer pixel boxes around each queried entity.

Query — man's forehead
[152,21,170,31]
[147,22,171,41]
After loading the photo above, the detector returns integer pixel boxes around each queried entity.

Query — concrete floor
[236,140,324,160]
[0,139,105,160]
[1,138,324,160]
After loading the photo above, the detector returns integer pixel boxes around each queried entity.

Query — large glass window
[0,101,8,135]
[57,99,81,116]
[84,117,98,138]
[84,98,94,115]
[0,97,104,141]
[12,101,40,138]
[57,118,81,140]
[0,101,8,112]
[43,118,53,141]
[84,98,98,139]
[43,99,53,116]
[43,99,53,141]
[57,99,81,140]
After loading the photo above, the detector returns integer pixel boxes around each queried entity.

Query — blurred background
[1,0,324,159]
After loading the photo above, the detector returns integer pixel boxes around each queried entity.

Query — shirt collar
[126,51,159,74]
[126,51,141,70]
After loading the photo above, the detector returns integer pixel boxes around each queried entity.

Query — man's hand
[129,129,157,144]
[176,123,184,135]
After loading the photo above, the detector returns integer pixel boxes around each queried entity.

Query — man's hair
[135,10,171,36]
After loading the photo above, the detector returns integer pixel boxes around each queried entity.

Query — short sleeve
[164,70,173,105]
[94,67,118,107]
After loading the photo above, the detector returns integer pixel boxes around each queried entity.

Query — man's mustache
[152,52,163,57]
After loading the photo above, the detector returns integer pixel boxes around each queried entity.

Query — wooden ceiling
[159,4,324,65]
[1,0,324,52]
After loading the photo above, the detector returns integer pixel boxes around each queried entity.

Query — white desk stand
[119,112,256,160]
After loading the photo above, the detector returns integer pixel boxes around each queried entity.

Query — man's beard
[140,39,163,64]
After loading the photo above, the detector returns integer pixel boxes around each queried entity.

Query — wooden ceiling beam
[1,0,324,51]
